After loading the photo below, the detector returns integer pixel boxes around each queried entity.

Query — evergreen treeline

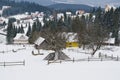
[29,18,42,44]
[6,19,25,44]
[92,7,120,45]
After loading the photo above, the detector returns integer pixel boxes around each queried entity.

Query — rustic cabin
[13,33,28,44]
[65,32,79,48]
[34,37,49,50]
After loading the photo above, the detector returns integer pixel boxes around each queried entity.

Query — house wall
[35,41,49,50]
[66,42,79,48]
[14,40,28,44]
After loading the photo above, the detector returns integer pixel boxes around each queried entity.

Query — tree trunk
[54,50,59,61]
[92,44,101,55]
[82,44,85,50]
[38,49,40,54]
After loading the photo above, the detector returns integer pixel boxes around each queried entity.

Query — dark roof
[44,51,70,61]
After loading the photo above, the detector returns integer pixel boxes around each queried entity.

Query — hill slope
[48,3,94,12]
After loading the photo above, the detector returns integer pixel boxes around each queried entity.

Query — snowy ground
[0,34,6,43]
[0,43,120,80]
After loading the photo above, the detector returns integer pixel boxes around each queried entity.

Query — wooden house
[65,32,79,48]
[13,33,29,44]
[34,37,49,50]
[103,38,115,45]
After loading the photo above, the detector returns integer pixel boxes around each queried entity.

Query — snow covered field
[0,43,120,80]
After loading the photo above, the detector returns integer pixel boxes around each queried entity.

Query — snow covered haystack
[44,51,70,61]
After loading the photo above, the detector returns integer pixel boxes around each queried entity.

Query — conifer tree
[20,25,24,33]
[32,22,37,32]
[29,22,38,44]
[26,23,32,37]
[6,19,14,44]
[36,19,42,32]
[17,26,21,33]
[13,26,17,37]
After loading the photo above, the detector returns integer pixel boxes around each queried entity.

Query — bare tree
[86,23,109,55]
[40,28,66,51]
[71,15,109,55]
[40,27,68,60]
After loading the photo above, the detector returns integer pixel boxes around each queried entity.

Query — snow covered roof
[14,33,28,40]
[66,12,72,15]
[0,30,6,35]
[34,37,45,45]
[76,10,85,15]
[104,38,115,44]
[57,13,64,19]
[9,14,29,20]
[64,32,78,42]
[105,4,116,12]
[83,13,90,17]
[0,17,8,24]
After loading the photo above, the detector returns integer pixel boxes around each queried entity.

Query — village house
[34,32,79,49]
[76,10,85,15]
[0,18,4,25]
[57,13,64,21]
[101,33,115,45]
[66,12,72,18]
[34,37,49,50]
[103,38,115,45]
[65,32,79,48]
[13,33,29,44]
[105,4,116,12]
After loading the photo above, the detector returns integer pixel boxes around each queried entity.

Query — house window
[69,43,72,47]
[69,43,72,45]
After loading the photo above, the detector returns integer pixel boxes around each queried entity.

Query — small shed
[34,37,49,49]
[104,38,115,45]
[13,33,28,44]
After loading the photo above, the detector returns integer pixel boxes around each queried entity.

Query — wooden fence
[47,55,120,65]
[0,60,25,67]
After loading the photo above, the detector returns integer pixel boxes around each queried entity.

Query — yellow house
[65,32,79,48]
[66,42,79,47]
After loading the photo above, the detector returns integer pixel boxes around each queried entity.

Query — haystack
[44,51,70,61]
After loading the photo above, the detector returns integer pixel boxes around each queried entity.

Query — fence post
[73,58,75,63]
[4,62,5,68]
[47,60,49,65]
[105,54,107,58]
[99,52,101,58]
[60,60,62,64]
[116,56,119,61]
[23,60,25,66]
[3,51,4,54]
[101,57,103,61]
[111,54,113,59]
[88,57,90,62]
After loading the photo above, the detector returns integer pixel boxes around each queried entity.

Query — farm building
[65,32,79,48]
[34,37,49,50]
[13,33,29,44]
[103,38,115,45]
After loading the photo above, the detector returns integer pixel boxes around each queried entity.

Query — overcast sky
[15,0,120,7]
